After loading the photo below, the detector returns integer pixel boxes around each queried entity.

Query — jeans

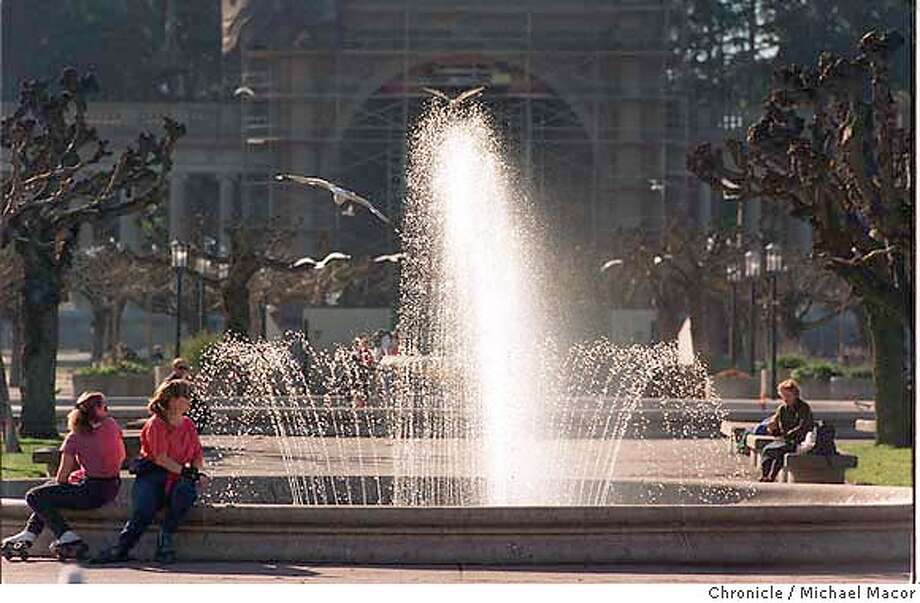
[115,466,198,552]
[25,478,121,538]
[761,440,797,478]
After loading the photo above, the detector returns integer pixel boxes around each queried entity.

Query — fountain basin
[1,480,909,565]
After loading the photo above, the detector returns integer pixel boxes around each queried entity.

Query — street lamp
[170,240,189,358]
[744,248,762,375]
[765,243,783,396]
[726,262,742,368]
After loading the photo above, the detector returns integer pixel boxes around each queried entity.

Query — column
[218,174,236,250]
[169,173,188,242]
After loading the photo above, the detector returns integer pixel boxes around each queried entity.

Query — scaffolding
[237,0,693,254]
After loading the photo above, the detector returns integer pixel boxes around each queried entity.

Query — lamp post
[170,240,189,359]
[744,248,762,375]
[765,243,783,397]
[726,262,742,368]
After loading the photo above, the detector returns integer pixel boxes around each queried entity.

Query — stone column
[169,173,188,242]
[218,174,236,250]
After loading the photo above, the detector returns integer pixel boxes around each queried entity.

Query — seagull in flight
[422,85,486,107]
[291,252,352,271]
[600,258,624,272]
[373,252,406,263]
[275,174,392,226]
[233,86,255,98]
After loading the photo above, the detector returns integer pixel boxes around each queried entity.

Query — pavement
[0,558,911,584]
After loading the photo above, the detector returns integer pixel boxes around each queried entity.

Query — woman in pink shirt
[1,392,125,561]
[93,379,207,564]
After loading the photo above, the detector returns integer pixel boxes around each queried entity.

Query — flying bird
[275,174,392,226]
[373,252,407,263]
[233,86,255,98]
[291,251,352,271]
[600,258,624,272]
[422,85,486,106]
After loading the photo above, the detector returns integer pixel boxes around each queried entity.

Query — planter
[830,376,874,401]
[711,376,758,399]
[72,372,155,398]
[797,378,832,400]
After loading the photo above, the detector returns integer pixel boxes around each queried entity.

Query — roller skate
[154,531,176,564]
[1,529,37,561]
[49,531,89,561]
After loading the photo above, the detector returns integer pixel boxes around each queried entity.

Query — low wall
[0,496,909,566]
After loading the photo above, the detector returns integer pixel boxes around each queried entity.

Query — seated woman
[93,379,208,564]
[1,392,125,561]
[760,379,814,482]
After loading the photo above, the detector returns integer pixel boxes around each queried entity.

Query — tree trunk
[10,311,22,387]
[91,305,109,363]
[223,280,252,337]
[0,342,20,452]
[19,250,63,438]
[865,302,911,447]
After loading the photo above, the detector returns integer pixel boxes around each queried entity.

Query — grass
[1,437,61,480]
[838,442,913,487]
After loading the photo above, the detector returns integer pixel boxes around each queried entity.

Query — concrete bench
[719,420,756,454]
[32,431,141,477]
[744,433,783,467]
[782,452,858,484]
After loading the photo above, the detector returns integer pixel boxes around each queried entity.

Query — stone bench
[743,433,783,467]
[781,452,858,484]
[32,431,141,477]
[719,420,756,454]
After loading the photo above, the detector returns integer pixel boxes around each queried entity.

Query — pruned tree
[206,218,314,336]
[687,31,912,446]
[70,240,151,362]
[776,251,856,341]
[0,68,184,436]
[602,220,750,360]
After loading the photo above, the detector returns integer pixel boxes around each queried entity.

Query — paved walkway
[1,558,910,584]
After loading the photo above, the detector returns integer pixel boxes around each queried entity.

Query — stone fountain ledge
[0,484,910,566]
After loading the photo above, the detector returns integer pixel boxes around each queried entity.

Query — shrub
[180,331,223,371]
[847,366,874,379]
[75,360,152,377]
[776,354,808,370]
[791,361,844,383]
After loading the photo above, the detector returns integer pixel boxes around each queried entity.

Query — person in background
[760,379,814,482]
[1,392,125,561]
[162,357,210,433]
[93,380,207,564]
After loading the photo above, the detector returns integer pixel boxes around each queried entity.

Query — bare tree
[688,31,912,445]
[0,68,184,436]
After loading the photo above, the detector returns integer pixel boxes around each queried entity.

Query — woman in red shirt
[1,392,125,561]
[93,379,208,564]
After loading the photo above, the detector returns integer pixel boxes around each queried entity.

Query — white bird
[600,258,624,272]
[233,86,255,98]
[648,179,665,192]
[373,252,406,263]
[275,174,392,226]
[653,254,673,265]
[291,252,352,271]
[422,85,486,106]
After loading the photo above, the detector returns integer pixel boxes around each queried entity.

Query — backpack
[809,421,837,456]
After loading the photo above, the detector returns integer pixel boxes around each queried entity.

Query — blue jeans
[115,467,198,552]
[761,440,797,479]
[25,478,121,538]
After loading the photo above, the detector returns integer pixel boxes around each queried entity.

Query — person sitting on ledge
[1,392,125,561]
[92,379,208,564]
[759,379,814,483]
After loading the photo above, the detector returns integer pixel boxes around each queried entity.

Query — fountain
[0,99,910,567]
